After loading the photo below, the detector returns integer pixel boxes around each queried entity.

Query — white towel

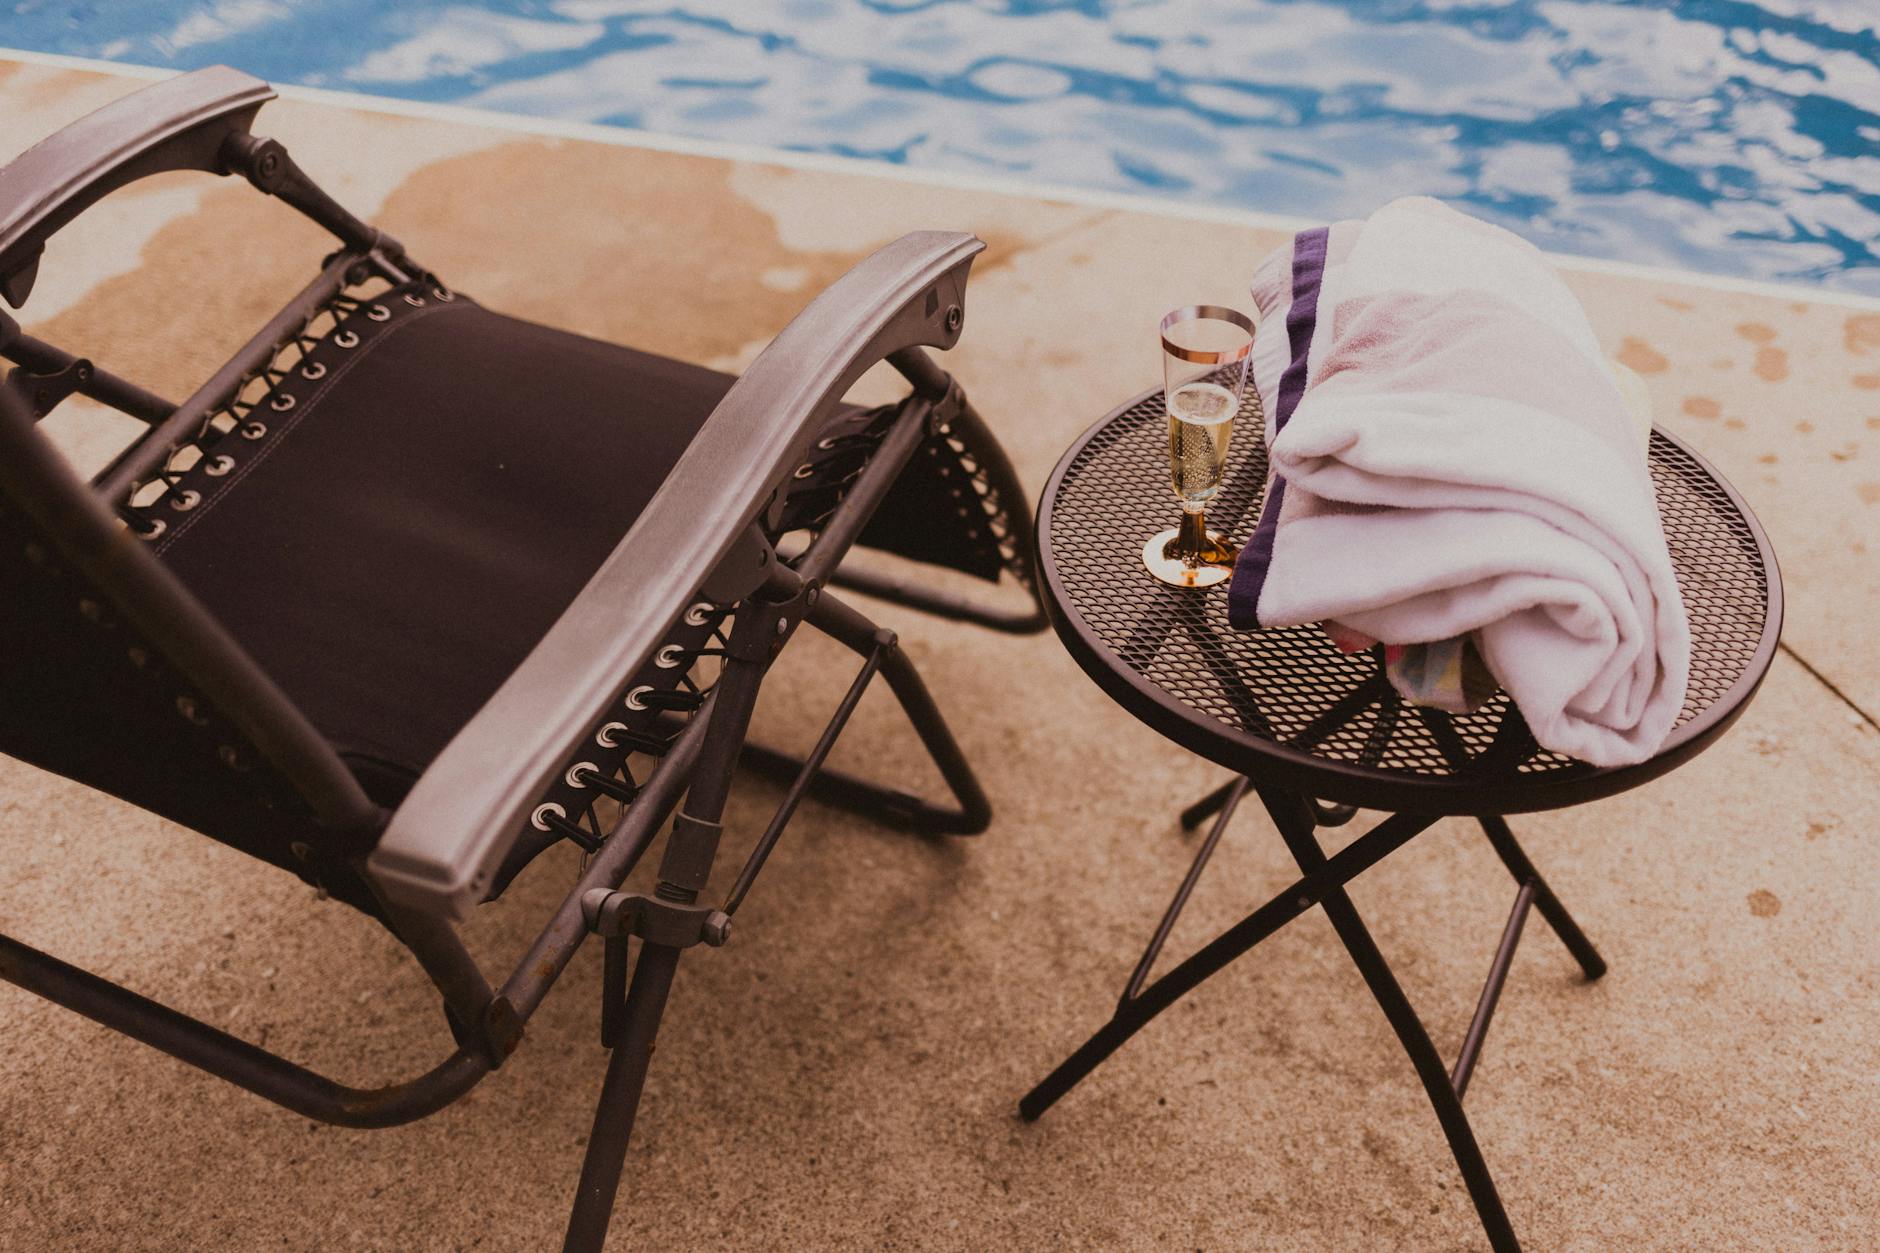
[1227,197,1689,767]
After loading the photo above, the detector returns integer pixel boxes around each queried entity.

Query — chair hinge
[701,523,780,605]
[6,356,92,419]
[442,993,524,1069]
[581,888,732,949]
[927,376,967,436]
[481,995,524,1064]
[723,575,818,664]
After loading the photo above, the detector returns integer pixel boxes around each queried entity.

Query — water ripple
[7,0,1876,292]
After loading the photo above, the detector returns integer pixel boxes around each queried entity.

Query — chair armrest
[0,66,273,308]
[367,230,985,918]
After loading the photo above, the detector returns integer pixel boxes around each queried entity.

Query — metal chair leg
[823,561,1047,634]
[562,598,775,1252]
[734,588,991,835]
[562,941,681,1253]
[1263,790,1521,1253]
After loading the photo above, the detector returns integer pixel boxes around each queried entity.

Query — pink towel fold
[1229,197,1690,768]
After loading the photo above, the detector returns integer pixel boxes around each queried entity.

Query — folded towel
[1227,197,1690,768]
[1318,355,1659,717]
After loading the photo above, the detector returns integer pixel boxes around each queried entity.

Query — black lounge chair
[0,66,1042,1249]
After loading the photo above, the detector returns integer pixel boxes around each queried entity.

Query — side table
[1018,383,1782,1251]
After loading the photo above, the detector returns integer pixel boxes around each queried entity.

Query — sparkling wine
[1166,381,1236,506]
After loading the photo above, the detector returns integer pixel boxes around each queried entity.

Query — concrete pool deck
[1,59,1875,1251]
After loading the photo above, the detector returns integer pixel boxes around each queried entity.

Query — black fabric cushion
[153,292,728,803]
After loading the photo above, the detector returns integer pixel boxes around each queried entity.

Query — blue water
[7,1,1878,294]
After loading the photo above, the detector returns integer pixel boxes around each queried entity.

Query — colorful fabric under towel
[1322,623,1500,714]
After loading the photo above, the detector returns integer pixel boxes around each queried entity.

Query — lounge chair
[0,66,1042,1250]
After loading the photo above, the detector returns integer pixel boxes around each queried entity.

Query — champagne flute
[1142,305,1254,588]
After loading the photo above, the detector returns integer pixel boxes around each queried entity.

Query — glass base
[1142,526,1238,588]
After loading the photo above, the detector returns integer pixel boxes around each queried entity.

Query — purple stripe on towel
[1228,226,1329,630]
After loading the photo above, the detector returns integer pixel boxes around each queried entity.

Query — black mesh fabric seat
[2,279,1017,913]
[0,67,1047,1248]
[6,284,737,913]
[152,289,731,788]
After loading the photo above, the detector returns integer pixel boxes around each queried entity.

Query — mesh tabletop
[1038,386,1782,816]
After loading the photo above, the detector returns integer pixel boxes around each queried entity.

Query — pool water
[6,1,1877,295]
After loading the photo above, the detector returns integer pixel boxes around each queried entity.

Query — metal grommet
[624,685,653,711]
[566,761,600,788]
[655,644,686,669]
[175,695,208,725]
[432,285,454,302]
[300,361,327,380]
[530,802,566,832]
[127,645,150,669]
[270,392,296,412]
[684,602,714,626]
[218,744,249,771]
[205,455,235,477]
[77,597,102,623]
[334,329,360,348]
[140,518,167,540]
[595,721,629,748]
[403,292,426,307]
[170,490,202,512]
[366,304,391,322]
[242,421,267,440]
[793,463,816,479]
[816,437,837,450]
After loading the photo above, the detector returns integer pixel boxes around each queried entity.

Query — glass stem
[1177,507,1209,564]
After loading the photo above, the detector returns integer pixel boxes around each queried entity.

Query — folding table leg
[1179,776,1243,830]
[1477,816,1606,981]
[1020,784,1586,1251]
[1261,789,1521,1253]
[1018,808,1438,1120]
[1123,775,1249,1009]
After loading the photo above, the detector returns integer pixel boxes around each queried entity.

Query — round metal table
[1036,384,1782,815]
[1020,383,1783,1252]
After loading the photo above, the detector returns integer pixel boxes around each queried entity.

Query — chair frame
[0,66,1043,1251]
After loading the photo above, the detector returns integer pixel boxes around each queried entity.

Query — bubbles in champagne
[1169,382,1234,422]
[1167,382,1236,504]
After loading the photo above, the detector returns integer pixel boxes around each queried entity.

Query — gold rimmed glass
[1142,304,1254,588]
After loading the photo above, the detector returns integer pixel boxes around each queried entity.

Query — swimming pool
[7,1,1877,295]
